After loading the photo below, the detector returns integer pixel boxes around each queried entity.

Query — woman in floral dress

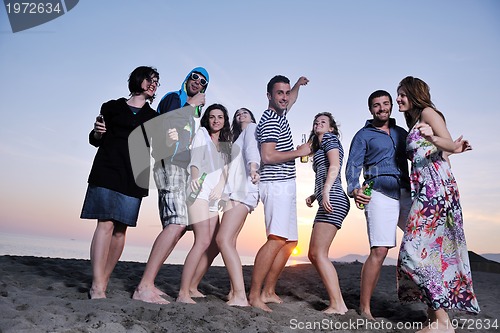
[396,76,479,332]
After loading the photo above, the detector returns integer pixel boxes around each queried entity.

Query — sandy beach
[0,255,498,333]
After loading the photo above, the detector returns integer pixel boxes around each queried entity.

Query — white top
[188,127,228,191]
[225,122,260,201]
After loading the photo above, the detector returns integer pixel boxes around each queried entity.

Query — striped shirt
[313,132,345,200]
[313,132,350,227]
[256,109,295,182]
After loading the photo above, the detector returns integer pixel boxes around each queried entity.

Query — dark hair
[397,76,445,128]
[128,66,159,102]
[368,90,392,109]
[308,112,340,153]
[200,103,232,161]
[267,75,290,94]
[231,108,256,142]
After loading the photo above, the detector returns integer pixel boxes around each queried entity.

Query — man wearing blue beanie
[133,67,209,304]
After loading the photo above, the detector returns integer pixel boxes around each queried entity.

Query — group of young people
[81,65,479,332]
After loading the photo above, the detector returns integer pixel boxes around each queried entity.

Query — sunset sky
[1,0,499,262]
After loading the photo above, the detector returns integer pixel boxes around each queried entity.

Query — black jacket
[87,98,157,198]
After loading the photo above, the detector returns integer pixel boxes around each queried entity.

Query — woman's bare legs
[217,201,249,306]
[90,220,127,299]
[177,199,214,303]
[189,214,220,297]
[308,222,347,314]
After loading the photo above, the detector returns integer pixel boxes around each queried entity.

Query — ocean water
[0,232,153,262]
[0,233,307,267]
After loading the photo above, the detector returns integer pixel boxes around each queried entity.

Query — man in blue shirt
[345,90,411,320]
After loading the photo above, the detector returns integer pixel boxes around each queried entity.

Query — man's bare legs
[308,223,347,314]
[248,235,288,312]
[360,246,388,319]
[89,220,127,299]
[216,202,249,306]
[132,224,186,304]
[261,240,297,304]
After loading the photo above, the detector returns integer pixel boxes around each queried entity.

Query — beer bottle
[187,172,207,204]
[359,181,374,209]
[300,134,309,163]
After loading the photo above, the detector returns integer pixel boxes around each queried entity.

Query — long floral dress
[397,123,480,314]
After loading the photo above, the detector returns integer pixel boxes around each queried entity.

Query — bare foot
[189,289,206,298]
[227,296,250,307]
[360,311,375,321]
[249,298,272,312]
[133,287,170,304]
[417,320,455,333]
[89,288,106,299]
[154,286,166,296]
[261,292,283,304]
[176,295,196,304]
[323,306,348,315]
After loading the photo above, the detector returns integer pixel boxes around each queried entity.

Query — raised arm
[287,76,309,112]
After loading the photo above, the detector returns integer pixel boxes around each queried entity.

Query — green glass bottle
[359,181,374,209]
[300,134,309,163]
[187,172,207,204]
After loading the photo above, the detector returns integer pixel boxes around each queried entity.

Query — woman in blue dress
[305,112,350,314]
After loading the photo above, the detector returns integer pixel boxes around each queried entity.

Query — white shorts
[196,185,220,212]
[364,189,411,248]
[259,179,298,241]
[188,171,222,212]
[229,191,259,212]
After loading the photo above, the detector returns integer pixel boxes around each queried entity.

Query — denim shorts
[80,185,142,227]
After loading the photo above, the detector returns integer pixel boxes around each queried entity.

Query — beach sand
[0,255,498,333]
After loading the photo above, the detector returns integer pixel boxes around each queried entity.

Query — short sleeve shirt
[256,109,295,182]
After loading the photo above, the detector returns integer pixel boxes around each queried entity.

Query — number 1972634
[5,2,62,14]
[450,318,498,330]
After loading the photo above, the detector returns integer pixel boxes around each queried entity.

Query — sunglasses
[190,72,208,87]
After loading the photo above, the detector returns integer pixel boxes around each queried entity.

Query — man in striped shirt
[249,75,310,312]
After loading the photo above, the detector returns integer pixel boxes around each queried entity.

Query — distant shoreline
[2,232,498,269]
